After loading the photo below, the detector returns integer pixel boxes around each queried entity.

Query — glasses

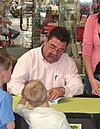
[49,44,65,54]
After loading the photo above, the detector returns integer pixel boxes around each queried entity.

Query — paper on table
[49,96,65,105]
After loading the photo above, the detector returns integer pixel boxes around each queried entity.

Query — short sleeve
[0,93,15,125]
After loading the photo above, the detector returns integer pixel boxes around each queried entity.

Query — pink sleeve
[82,14,95,56]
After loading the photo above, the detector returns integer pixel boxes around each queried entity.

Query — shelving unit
[19,0,41,48]
[32,12,41,48]
[0,16,13,48]
[59,0,77,43]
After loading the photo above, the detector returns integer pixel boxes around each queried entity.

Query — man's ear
[44,37,48,44]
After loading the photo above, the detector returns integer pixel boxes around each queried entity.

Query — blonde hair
[22,80,47,107]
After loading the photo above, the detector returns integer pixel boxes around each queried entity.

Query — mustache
[48,53,58,58]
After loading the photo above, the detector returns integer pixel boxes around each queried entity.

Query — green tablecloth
[13,96,21,112]
[13,96,100,114]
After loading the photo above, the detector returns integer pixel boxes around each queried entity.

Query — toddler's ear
[0,70,6,84]
[0,70,6,78]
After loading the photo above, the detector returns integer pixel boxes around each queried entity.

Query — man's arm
[7,54,30,96]
[47,58,84,100]
[63,59,84,97]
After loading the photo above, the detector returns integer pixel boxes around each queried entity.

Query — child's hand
[18,98,27,105]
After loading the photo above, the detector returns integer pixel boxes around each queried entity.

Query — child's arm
[15,98,31,118]
[18,98,27,105]
[6,121,15,129]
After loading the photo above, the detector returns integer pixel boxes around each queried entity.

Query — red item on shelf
[47,25,57,33]
[2,20,10,25]
[76,26,85,42]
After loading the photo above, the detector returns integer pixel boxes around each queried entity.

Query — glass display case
[59,0,78,43]
[59,0,93,43]
[58,0,93,74]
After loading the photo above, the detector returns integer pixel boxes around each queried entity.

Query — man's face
[42,37,67,63]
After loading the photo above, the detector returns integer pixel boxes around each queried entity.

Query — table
[13,96,100,129]
[51,97,100,129]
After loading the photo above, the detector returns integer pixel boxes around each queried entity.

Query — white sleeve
[7,52,31,96]
[59,115,71,129]
[63,58,84,97]
[15,104,29,117]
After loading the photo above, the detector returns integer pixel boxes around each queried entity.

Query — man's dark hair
[47,26,70,44]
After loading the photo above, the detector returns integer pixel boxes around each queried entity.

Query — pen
[55,75,57,80]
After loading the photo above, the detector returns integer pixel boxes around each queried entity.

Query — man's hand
[47,87,65,100]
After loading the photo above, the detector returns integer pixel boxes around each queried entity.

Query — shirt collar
[39,44,47,61]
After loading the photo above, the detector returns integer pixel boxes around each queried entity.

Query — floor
[0,45,29,66]
[0,10,31,60]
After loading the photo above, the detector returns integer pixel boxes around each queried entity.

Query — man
[7,27,83,100]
